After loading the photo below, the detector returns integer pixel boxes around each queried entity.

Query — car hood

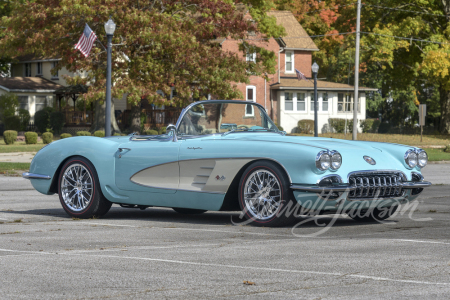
[219,134,398,152]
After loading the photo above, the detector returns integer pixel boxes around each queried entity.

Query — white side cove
[131,159,254,194]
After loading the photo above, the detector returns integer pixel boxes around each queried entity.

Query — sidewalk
[0,152,36,163]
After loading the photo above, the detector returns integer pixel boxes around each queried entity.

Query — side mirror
[166,124,177,142]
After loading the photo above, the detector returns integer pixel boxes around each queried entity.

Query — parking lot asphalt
[1,173,449,299]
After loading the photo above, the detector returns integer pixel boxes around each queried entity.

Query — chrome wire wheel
[60,163,93,212]
[243,169,282,220]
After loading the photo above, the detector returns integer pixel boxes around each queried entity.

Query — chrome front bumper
[22,172,51,180]
[291,181,431,193]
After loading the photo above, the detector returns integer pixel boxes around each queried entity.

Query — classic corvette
[23,100,431,226]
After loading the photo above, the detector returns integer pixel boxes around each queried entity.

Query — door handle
[118,148,131,158]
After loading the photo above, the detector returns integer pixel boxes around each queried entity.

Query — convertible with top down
[23,100,431,226]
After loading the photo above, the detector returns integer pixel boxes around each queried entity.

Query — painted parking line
[0,247,448,286]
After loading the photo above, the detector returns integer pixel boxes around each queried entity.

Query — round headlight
[417,150,428,168]
[316,151,331,171]
[404,149,418,168]
[330,151,342,170]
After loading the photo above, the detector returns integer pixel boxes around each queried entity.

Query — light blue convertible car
[23,100,431,226]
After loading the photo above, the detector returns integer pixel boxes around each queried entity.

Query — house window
[297,93,306,111]
[18,96,29,110]
[35,96,48,112]
[285,92,293,111]
[51,61,59,79]
[322,93,329,111]
[285,51,294,73]
[338,93,360,113]
[36,62,42,75]
[24,63,31,77]
[246,52,256,63]
[246,86,256,116]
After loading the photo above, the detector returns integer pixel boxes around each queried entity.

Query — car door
[114,136,180,193]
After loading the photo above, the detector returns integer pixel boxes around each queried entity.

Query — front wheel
[58,156,112,218]
[238,161,297,227]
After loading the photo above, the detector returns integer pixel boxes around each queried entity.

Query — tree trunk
[90,99,121,134]
[129,102,141,133]
[439,84,450,134]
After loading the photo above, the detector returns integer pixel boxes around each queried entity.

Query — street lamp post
[312,62,319,137]
[104,18,116,137]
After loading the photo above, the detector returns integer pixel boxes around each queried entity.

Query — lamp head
[311,62,319,73]
[105,18,116,35]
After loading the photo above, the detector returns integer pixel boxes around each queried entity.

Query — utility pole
[352,0,361,140]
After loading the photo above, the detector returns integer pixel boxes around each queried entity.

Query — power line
[361,32,450,46]
[363,4,447,17]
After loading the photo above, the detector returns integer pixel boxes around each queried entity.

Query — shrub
[297,120,314,134]
[160,126,167,134]
[3,130,17,145]
[444,145,450,153]
[328,118,346,133]
[275,123,284,131]
[0,93,19,121]
[347,119,354,133]
[4,115,21,131]
[34,107,54,133]
[372,119,381,132]
[49,111,65,134]
[378,122,391,133]
[18,109,30,131]
[113,132,121,136]
[24,131,38,144]
[42,132,53,144]
[60,133,72,139]
[93,130,105,137]
[144,129,158,135]
[76,131,91,136]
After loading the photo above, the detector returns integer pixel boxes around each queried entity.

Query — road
[0,172,449,299]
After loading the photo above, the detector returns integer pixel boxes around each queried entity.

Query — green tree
[1,0,284,109]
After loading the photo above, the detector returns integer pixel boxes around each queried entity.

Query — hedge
[60,133,72,139]
[144,129,158,135]
[24,131,38,144]
[328,118,346,133]
[76,131,91,136]
[360,119,381,133]
[42,132,53,144]
[4,115,21,131]
[34,107,54,133]
[275,123,284,131]
[3,130,17,145]
[49,111,65,134]
[93,130,105,137]
[297,119,314,134]
[444,145,450,153]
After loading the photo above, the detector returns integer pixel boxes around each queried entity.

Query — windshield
[177,101,279,136]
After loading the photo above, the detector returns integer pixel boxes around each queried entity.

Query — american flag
[295,68,307,80]
[74,24,97,57]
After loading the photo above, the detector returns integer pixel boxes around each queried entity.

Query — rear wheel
[238,161,297,227]
[172,208,207,214]
[58,157,112,218]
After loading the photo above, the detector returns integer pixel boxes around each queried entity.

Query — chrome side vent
[348,171,406,200]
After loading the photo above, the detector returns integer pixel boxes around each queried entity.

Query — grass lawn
[0,162,30,174]
[289,133,450,147]
[0,138,46,153]
[423,148,450,161]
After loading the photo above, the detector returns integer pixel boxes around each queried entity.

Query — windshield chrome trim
[175,100,275,133]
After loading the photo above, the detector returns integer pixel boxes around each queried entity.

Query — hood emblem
[363,156,376,165]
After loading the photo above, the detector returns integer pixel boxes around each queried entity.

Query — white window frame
[24,63,31,77]
[51,61,59,79]
[36,62,42,75]
[338,93,360,113]
[285,51,294,73]
[245,86,256,116]
[246,52,256,63]
[283,92,307,113]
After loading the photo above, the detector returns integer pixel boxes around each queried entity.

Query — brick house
[217,10,377,133]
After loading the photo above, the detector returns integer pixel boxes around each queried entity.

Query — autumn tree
[1,0,284,131]
[273,0,450,132]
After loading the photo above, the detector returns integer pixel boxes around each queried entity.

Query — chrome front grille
[348,171,406,200]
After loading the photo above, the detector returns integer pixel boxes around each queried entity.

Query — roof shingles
[0,77,62,91]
